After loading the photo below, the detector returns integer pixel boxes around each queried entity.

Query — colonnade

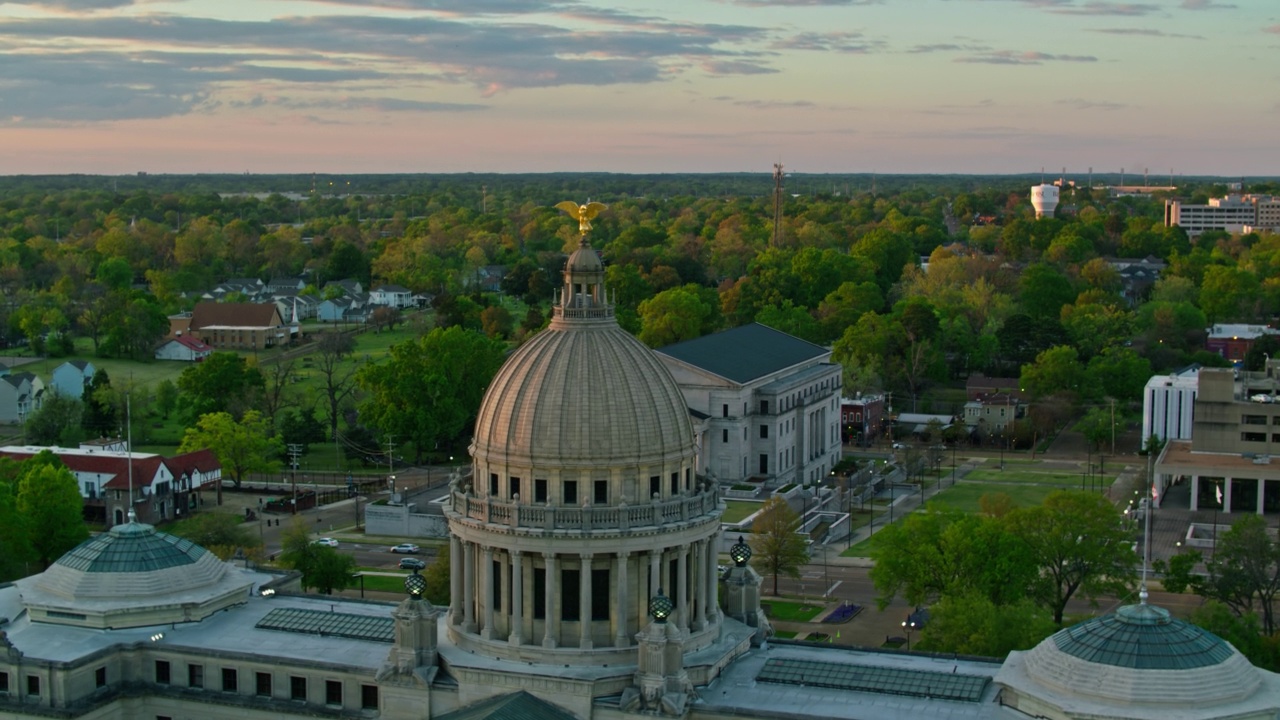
[448,532,722,651]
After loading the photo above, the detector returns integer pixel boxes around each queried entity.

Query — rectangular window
[534,479,548,503]
[509,476,520,499]
[221,668,238,693]
[722,429,728,443]
[95,667,107,688]
[0,671,8,693]
[361,684,379,710]
[1243,414,1268,425]
[563,480,578,505]
[593,480,607,504]
[290,675,307,701]
[26,675,39,696]
[489,473,499,496]
[188,664,203,689]
[670,472,679,495]
[592,568,610,621]
[1243,432,1267,442]
[761,400,769,414]
[256,672,272,697]
[760,425,769,439]
[325,680,342,706]
[533,567,546,619]
[155,661,171,685]
[759,454,768,474]
[492,559,502,610]
[722,404,729,418]
[649,476,660,499]
[561,568,580,621]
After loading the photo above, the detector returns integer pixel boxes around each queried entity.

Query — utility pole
[1110,398,1116,455]
[386,435,396,494]
[287,444,304,514]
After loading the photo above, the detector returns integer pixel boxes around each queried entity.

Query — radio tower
[772,162,785,247]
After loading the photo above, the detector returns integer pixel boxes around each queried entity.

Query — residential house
[270,293,319,322]
[656,323,843,486]
[0,372,44,424]
[1109,256,1166,307]
[840,394,885,446]
[186,301,289,350]
[267,276,307,294]
[317,297,353,323]
[962,392,1022,437]
[50,360,95,399]
[369,284,413,309]
[154,334,213,362]
[965,375,1027,403]
[323,278,363,297]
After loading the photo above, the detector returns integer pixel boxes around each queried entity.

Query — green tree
[179,410,284,495]
[280,519,357,595]
[638,284,720,348]
[357,326,507,461]
[748,496,810,596]
[155,378,179,419]
[1019,263,1076,320]
[177,351,265,420]
[0,477,35,581]
[81,368,118,437]
[23,391,85,446]
[16,455,89,568]
[423,549,450,605]
[1006,491,1136,624]
[1085,348,1151,403]
[312,332,358,441]
[1019,345,1086,400]
[169,512,261,561]
[917,594,1057,657]
[869,505,1037,610]
[1194,515,1280,635]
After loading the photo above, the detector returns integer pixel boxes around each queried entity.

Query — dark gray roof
[434,691,578,720]
[657,323,828,384]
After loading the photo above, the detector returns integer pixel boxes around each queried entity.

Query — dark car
[398,557,427,571]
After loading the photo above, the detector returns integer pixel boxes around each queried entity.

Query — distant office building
[1206,323,1280,364]
[1165,194,1280,236]
[1142,364,1200,448]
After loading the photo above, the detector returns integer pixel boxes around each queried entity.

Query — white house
[370,284,413,309]
[50,360,95,399]
[154,334,213,362]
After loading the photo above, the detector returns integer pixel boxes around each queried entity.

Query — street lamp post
[902,619,917,651]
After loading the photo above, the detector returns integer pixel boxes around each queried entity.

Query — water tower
[1031,183,1059,219]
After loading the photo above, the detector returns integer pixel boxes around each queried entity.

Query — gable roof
[434,691,578,720]
[657,323,829,384]
[0,448,168,490]
[373,284,411,294]
[190,302,282,329]
[166,335,212,353]
[168,448,220,477]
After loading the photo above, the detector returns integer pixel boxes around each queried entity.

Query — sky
[0,0,1277,175]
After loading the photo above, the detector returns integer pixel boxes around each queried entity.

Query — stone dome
[472,319,694,470]
[566,239,603,273]
[19,519,254,629]
[996,602,1279,719]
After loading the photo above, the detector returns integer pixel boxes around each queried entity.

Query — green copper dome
[55,521,207,573]
[1051,603,1235,670]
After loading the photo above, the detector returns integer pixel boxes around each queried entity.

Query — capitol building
[3,220,1280,720]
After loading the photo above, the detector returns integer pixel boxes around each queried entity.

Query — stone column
[650,551,661,596]
[694,540,708,630]
[1225,477,1234,514]
[481,546,495,640]
[510,550,524,646]
[463,541,476,632]
[677,545,688,629]
[707,531,720,624]
[1191,475,1200,511]
[1258,478,1267,516]
[450,535,463,624]
[614,552,630,647]
[580,552,594,649]
[543,553,558,648]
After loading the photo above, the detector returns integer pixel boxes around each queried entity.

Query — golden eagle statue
[555,200,608,235]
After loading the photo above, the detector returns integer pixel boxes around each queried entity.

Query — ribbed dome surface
[472,321,694,469]
[34,520,231,601]
[1017,603,1262,707]
[566,242,603,273]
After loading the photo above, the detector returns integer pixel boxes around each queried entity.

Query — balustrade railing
[451,486,721,531]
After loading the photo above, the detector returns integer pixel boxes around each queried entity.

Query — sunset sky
[1,0,1277,175]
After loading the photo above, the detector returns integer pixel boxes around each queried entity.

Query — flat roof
[1157,440,1280,478]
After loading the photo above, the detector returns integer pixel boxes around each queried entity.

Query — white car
[314,537,339,548]
[892,442,906,450]
[390,543,420,554]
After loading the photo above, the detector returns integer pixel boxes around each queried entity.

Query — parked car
[390,543,420,554]
[891,442,906,450]
[314,537,339,548]
[398,557,427,570]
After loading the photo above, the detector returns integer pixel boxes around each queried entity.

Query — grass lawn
[722,500,761,525]
[774,630,798,639]
[961,468,1108,487]
[762,600,825,622]
[843,529,891,558]
[355,573,417,594]
[927,482,1065,513]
